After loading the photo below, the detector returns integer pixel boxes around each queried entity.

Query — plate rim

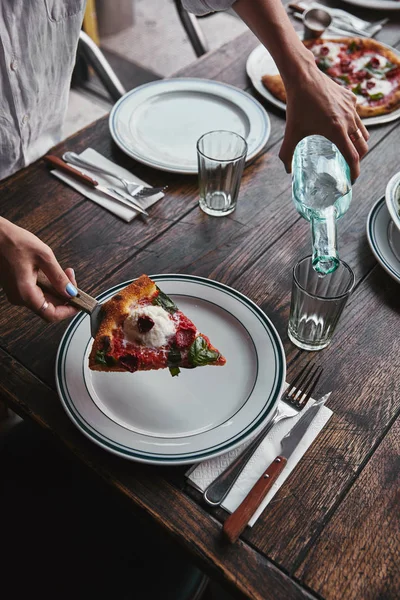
[109,77,271,174]
[246,38,400,127]
[385,171,400,232]
[55,274,286,465]
[367,196,400,283]
[341,0,400,10]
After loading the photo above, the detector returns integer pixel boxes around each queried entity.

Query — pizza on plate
[261,37,400,118]
[88,274,226,376]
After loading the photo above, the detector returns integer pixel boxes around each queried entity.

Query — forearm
[233,0,315,85]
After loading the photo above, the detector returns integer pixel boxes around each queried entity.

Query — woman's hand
[280,57,369,181]
[0,218,78,322]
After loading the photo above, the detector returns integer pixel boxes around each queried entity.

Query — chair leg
[173,0,209,57]
[77,30,126,102]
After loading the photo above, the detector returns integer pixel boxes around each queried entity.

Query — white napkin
[186,390,332,527]
[51,148,164,222]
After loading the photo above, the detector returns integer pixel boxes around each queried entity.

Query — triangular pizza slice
[89,274,226,376]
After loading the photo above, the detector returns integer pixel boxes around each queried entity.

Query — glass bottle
[292,135,352,275]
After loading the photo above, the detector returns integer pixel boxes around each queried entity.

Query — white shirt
[182,0,235,16]
[0,0,86,180]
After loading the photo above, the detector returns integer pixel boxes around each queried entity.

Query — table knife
[44,155,148,216]
[222,394,328,544]
[37,272,103,338]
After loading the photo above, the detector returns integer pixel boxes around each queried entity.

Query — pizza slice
[88,274,226,376]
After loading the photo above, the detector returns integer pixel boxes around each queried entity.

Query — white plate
[246,41,400,127]
[341,0,400,11]
[109,78,271,174]
[385,171,400,232]
[367,196,400,283]
[56,275,286,465]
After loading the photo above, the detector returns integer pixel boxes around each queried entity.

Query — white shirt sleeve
[181,0,236,16]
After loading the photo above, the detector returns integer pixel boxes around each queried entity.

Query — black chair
[173,0,209,57]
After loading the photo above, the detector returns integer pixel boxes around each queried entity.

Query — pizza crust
[88,274,157,372]
[261,37,400,118]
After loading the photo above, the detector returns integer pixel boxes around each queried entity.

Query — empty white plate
[56,274,286,465]
[109,78,271,174]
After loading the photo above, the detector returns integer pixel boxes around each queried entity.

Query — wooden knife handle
[222,456,287,544]
[288,2,307,13]
[44,155,99,188]
[36,271,98,314]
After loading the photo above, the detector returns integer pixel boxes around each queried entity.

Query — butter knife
[44,155,148,216]
[222,393,328,544]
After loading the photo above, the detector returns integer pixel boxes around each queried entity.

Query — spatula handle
[44,155,99,188]
[36,271,98,314]
[222,456,287,544]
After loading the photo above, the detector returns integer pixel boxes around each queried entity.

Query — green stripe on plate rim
[56,274,285,463]
[368,196,400,282]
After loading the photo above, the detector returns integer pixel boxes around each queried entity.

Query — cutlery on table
[289,2,387,37]
[44,155,149,216]
[222,391,328,544]
[62,151,167,199]
[203,363,323,507]
[37,272,103,338]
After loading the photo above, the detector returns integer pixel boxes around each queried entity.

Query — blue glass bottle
[292,135,352,275]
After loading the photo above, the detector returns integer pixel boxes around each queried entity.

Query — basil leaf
[347,41,359,54]
[95,350,107,365]
[169,366,181,377]
[167,346,182,366]
[369,92,384,101]
[337,75,350,86]
[188,335,219,367]
[351,84,363,96]
[317,58,330,73]
[152,286,178,314]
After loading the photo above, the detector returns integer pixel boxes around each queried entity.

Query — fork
[203,362,323,507]
[62,152,167,199]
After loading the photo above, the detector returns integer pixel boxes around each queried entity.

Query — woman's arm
[0,217,78,322]
[233,0,368,180]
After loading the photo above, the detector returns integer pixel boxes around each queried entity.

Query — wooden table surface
[1,4,399,599]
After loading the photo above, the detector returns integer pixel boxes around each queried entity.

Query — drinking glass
[197,130,247,217]
[288,255,355,351]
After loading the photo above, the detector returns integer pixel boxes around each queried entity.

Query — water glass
[288,255,355,351]
[197,130,247,217]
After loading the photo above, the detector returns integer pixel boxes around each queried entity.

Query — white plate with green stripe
[367,196,400,284]
[56,275,286,465]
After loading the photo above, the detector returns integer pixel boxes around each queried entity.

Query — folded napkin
[186,390,332,527]
[52,148,164,222]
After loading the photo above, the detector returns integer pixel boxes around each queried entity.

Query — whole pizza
[262,37,400,118]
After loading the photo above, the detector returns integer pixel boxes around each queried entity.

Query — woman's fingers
[38,246,78,300]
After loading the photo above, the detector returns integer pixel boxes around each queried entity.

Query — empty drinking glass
[288,255,355,351]
[197,130,247,217]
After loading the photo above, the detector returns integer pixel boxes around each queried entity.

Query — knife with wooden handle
[222,394,328,544]
[36,271,103,338]
[44,155,148,215]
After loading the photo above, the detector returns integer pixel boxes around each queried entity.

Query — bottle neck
[311,207,339,275]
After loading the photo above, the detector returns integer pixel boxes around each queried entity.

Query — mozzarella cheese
[361,77,393,97]
[312,42,342,65]
[123,305,176,347]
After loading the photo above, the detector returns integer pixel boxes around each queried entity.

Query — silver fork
[62,152,167,199]
[203,362,323,507]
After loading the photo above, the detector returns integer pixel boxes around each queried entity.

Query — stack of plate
[367,172,400,283]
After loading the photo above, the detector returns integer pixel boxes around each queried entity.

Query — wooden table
[1,5,399,599]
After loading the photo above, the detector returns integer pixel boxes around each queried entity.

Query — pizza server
[37,272,103,338]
